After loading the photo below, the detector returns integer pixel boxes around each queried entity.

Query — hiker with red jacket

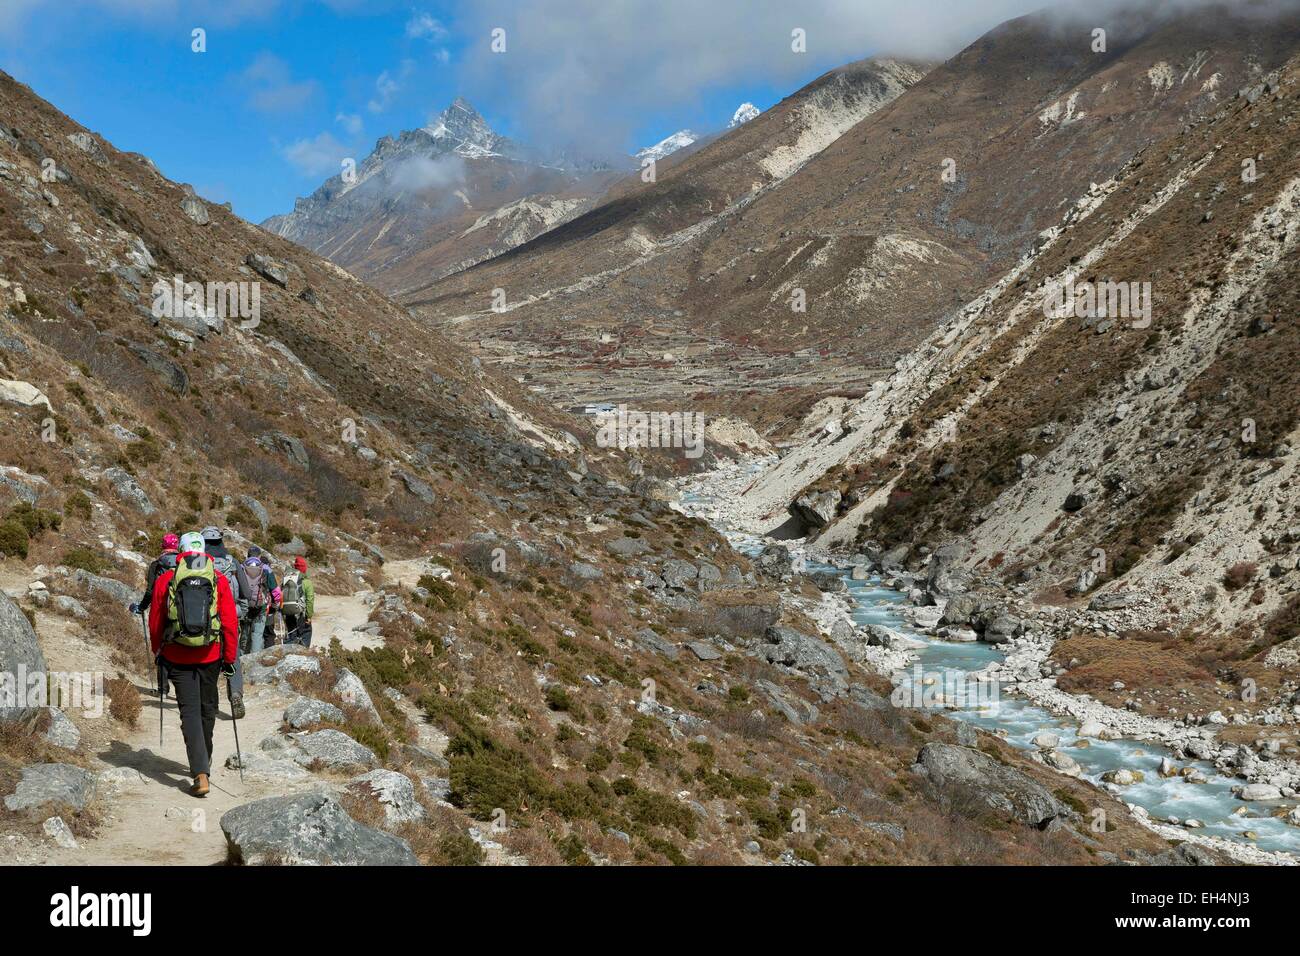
[148,531,239,797]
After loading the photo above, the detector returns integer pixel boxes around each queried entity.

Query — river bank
[675,458,1300,865]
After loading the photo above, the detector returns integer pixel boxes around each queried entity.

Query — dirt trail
[38,588,376,866]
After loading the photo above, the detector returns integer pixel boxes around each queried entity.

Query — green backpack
[166,554,222,647]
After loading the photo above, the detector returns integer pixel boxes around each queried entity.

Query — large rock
[790,488,841,529]
[44,707,81,749]
[394,470,436,505]
[332,668,381,724]
[102,466,155,515]
[0,590,48,722]
[912,743,1065,829]
[759,625,848,692]
[244,253,289,287]
[661,559,698,589]
[632,628,679,661]
[69,569,137,608]
[277,729,377,770]
[4,763,95,812]
[0,379,52,410]
[220,792,418,865]
[283,696,345,730]
[346,769,426,827]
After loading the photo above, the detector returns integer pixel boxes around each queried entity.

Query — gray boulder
[759,625,848,691]
[633,628,679,661]
[4,763,95,812]
[44,707,81,749]
[395,470,436,505]
[791,488,841,529]
[686,641,722,661]
[0,590,48,722]
[102,466,155,515]
[288,729,377,770]
[661,559,698,589]
[333,668,381,724]
[69,569,137,608]
[283,696,345,730]
[346,769,426,827]
[179,195,209,225]
[221,792,418,865]
[754,544,792,579]
[244,253,289,287]
[912,743,1065,828]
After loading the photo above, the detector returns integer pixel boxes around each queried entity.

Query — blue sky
[0,1,1041,222]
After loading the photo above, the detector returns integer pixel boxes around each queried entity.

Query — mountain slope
[725,50,1300,725]
[262,98,625,295]
[405,57,930,409]
[0,69,1168,866]
[408,6,1298,423]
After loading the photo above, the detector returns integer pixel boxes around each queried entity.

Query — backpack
[157,551,179,573]
[242,559,265,610]
[166,554,221,646]
[281,572,305,617]
[212,554,245,620]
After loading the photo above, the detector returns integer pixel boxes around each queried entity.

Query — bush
[435,831,485,866]
[267,523,294,545]
[1222,562,1258,592]
[106,675,141,727]
[64,491,93,521]
[60,547,109,575]
[0,519,29,559]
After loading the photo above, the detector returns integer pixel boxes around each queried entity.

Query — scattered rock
[4,763,95,812]
[220,792,418,865]
[912,743,1065,828]
[0,590,48,722]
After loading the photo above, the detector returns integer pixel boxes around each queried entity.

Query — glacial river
[679,484,1300,859]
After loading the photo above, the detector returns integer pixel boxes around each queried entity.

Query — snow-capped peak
[423,97,501,156]
[634,129,697,164]
[729,102,760,128]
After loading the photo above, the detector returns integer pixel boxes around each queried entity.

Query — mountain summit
[423,97,505,158]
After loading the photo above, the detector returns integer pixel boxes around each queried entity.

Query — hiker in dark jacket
[281,557,315,647]
[239,554,273,655]
[202,527,252,719]
[148,531,239,797]
[129,532,180,616]
[249,547,281,646]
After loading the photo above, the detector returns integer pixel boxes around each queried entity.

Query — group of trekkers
[128,526,315,797]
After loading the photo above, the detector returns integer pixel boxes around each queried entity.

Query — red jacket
[149,552,240,666]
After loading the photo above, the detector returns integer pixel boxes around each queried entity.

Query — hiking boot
[230,695,246,720]
[192,773,210,797]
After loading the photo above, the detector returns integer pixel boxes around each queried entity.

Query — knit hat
[162,533,179,550]
[294,556,307,572]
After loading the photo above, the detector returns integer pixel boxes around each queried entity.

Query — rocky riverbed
[676,458,1300,865]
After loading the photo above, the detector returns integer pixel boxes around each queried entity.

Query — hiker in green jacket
[281,556,315,647]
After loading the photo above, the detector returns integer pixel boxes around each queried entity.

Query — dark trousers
[163,659,220,777]
[284,614,312,648]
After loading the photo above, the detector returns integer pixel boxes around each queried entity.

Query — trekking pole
[226,675,244,783]
[138,610,155,695]
[158,658,164,748]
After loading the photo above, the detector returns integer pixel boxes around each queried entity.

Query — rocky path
[38,588,376,866]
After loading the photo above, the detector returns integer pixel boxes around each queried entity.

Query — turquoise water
[683,488,1298,857]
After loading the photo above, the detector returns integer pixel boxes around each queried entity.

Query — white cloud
[455,0,1053,149]
[336,112,363,135]
[405,11,448,40]
[241,52,318,113]
[282,131,350,177]
[367,58,414,112]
